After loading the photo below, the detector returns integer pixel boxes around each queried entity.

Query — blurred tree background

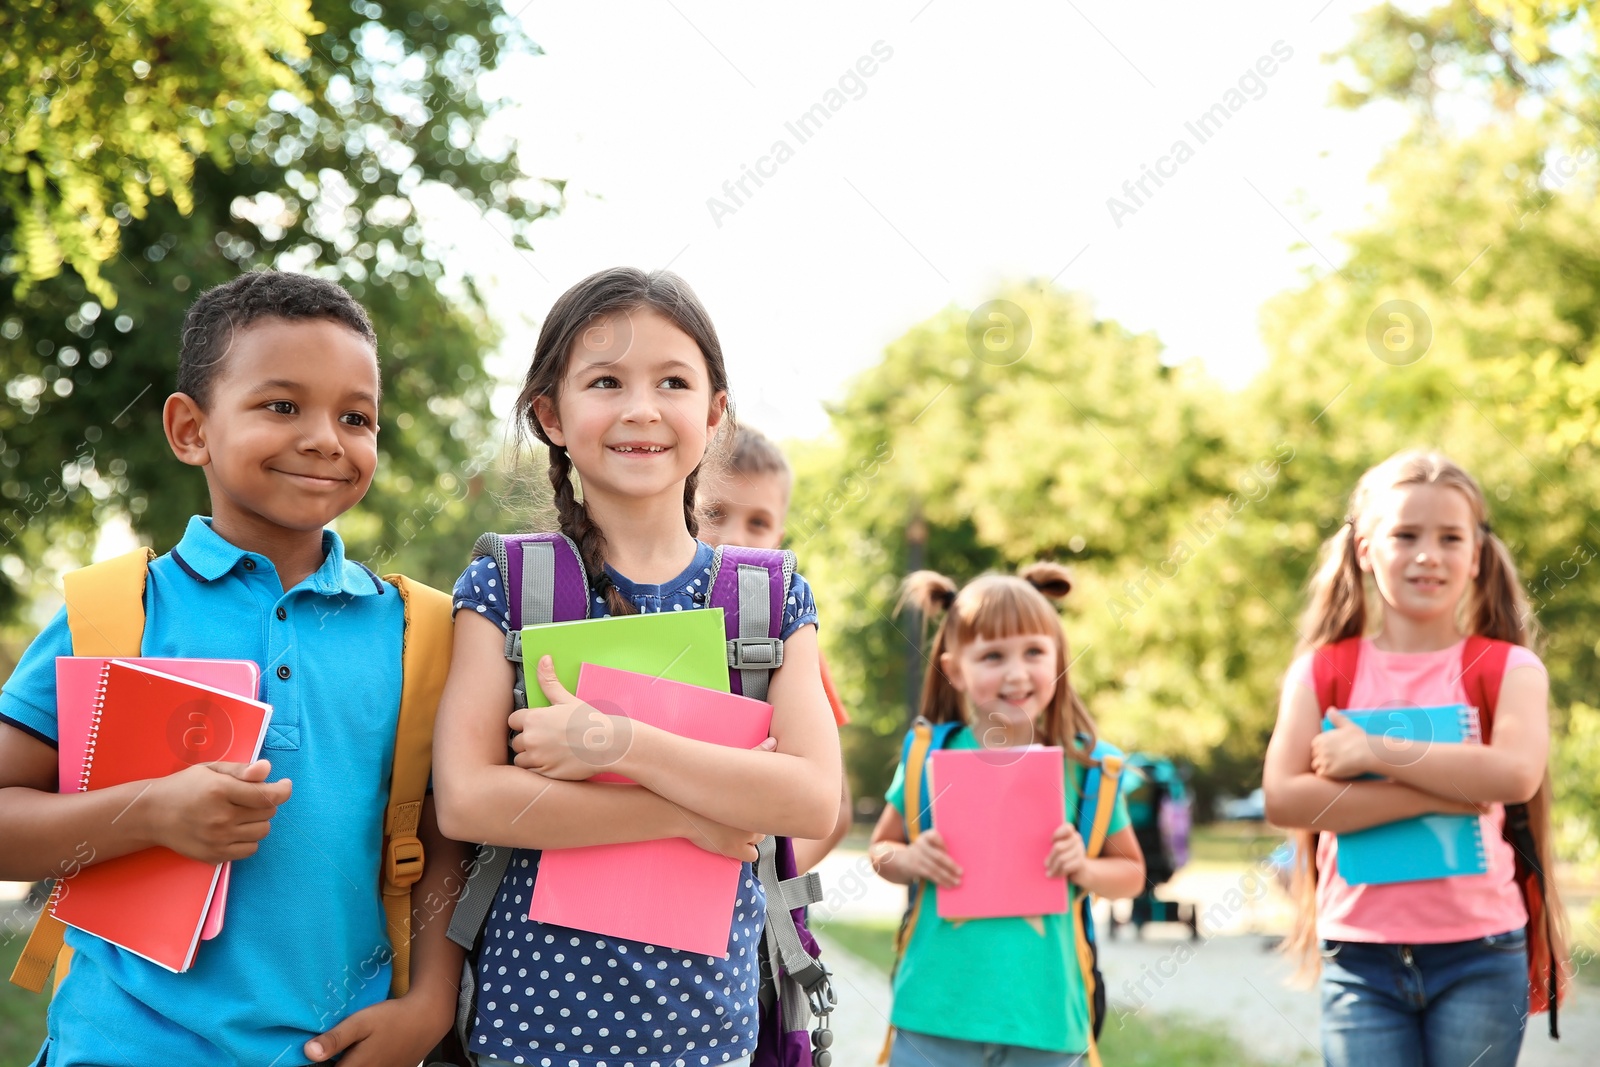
[0,0,554,620]
[4,0,1600,878]
[794,0,1600,873]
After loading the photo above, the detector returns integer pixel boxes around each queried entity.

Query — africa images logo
[1106,40,1295,228]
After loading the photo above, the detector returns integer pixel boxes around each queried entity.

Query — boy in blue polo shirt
[0,271,467,1067]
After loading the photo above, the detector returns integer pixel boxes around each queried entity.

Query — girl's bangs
[952,577,1065,647]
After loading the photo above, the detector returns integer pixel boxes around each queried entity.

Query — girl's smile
[942,631,1060,746]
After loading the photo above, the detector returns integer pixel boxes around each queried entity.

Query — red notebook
[56,656,261,942]
[528,664,773,956]
[51,660,273,972]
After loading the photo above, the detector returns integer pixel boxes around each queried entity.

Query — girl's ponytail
[1019,561,1072,600]
[1473,528,1537,648]
[898,571,963,727]
[1297,520,1365,654]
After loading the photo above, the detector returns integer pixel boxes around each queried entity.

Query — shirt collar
[170,516,385,597]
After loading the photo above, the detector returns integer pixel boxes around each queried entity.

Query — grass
[1,916,50,1064]
[813,916,1287,1066]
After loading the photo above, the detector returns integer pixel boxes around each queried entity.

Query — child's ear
[531,395,566,448]
[706,391,728,441]
[1353,532,1372,574]
[164,393,209,467]
[939,650,964,693]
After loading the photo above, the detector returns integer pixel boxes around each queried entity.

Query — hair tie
[1480,521,1493,537]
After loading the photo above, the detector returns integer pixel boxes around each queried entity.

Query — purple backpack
[436,533,836,1067]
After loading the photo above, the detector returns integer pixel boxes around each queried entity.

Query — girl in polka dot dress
[433,267,842,1067]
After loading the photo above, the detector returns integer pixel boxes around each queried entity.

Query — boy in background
[698,426,852,873]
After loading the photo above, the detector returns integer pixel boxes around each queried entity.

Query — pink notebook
[930,747,1068,920]
[528,664,773,956]
[56,657,261,940]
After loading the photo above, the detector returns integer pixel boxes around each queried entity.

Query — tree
[789,286,1240,806]
[0,0,318,304]
[0,0,561,604]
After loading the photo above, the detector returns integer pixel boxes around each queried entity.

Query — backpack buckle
[386,835,426,889]
[727,637,784,670]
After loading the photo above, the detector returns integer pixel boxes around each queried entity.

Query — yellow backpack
[7,547,453,998]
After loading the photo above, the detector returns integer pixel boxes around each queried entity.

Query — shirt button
[277,665,291,680]
[243,558,256,571]
[276,607,287,621]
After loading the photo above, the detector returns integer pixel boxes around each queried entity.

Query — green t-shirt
[883,726,1132,1054]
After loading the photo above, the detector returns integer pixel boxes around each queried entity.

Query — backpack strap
[707,545,793,700]
[1073,739,1126,1067]
[1460,636,1560,1037]
[1459,635,1511,740]
[1311,637,1363,713]
[10,547,155,995]
[901,719,962,840]
[472,532,590,705]
[447,533,590,956]
[380,574,453,997]
[1076,739,1126,859]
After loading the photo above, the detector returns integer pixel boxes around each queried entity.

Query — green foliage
[0,0,559,598]
[800,3,1600,824]
[0,0,318,304]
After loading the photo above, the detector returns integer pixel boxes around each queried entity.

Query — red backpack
[1311,635,1563,1037]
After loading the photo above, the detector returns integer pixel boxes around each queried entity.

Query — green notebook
[520,608,730,708]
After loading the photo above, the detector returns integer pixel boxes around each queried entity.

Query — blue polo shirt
[0,516,405,1067]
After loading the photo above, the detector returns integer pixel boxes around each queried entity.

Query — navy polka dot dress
[451,540,819,1067]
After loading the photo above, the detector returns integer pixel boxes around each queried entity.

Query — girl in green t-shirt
[869,564,1146,1067]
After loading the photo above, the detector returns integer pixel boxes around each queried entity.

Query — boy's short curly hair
[178,270,377,408]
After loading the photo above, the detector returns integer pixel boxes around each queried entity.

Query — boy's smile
[164,317,380,543]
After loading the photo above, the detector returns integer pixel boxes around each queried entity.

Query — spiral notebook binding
[1462,702,1484,746]
[1463,703,1489,869]
[77,661,114,794]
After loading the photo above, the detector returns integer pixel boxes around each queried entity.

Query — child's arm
[1310,665,1549,805]
[1263,671,1484,833]
[304,796,468,1065]
[792,761,852,874]
[512,624,841,840]
[0,724,292,881]
[1047,824,1145,899]
[432,612,762,859]
[866,802,962,887]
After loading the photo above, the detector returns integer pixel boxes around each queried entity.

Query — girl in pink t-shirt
[1263,451,1568,1067]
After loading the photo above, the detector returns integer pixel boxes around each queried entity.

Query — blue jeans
[891,1029,1086,1067]
[1320,928,1529,1067]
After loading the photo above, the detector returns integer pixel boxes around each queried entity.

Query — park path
[809,850,1599,1066]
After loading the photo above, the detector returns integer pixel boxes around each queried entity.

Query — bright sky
[443,1,1412,442]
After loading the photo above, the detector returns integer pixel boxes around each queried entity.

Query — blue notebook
[1324,704,1488,886]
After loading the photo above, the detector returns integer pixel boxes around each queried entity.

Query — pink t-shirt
[1286,637,1543,944]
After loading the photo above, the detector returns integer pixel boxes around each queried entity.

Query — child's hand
[305,991,452,1066]
[1046,822,1087,881]
[146,759,291,864]
[1310,711,1374,780]
[902,829,962,887]
[508,655,619,781]
[682,818,764,863]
